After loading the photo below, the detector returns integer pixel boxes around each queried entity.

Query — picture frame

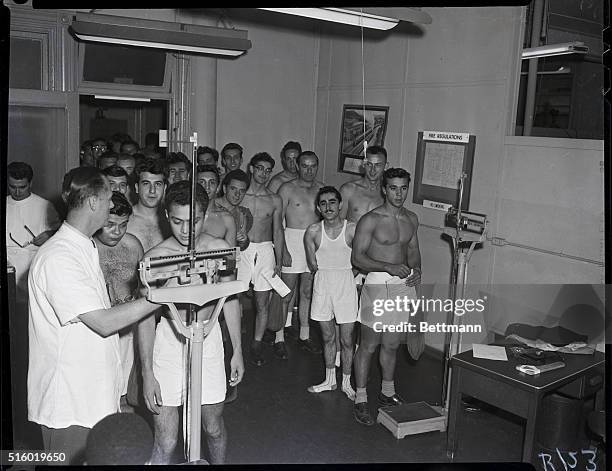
[337,104,389,175]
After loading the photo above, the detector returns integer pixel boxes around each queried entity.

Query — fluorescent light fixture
[95,95,151,102]
[259,8,400,30]
[521,41,589,59]
[70,19,251,57]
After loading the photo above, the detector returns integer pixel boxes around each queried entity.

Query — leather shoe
[262,330,275,346]
[284,327,299,340]
[298,338,322,354]
[378,392,404,407]
[353,402,374,426]
[250,341,266,367]
[273,341,289,360]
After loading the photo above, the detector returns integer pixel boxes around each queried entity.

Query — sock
[275,330,285,343]
[341,373,355,400]
[285,311,292,328]
[381,380,396,398]
[299,326,309,341]
[307,368,337,393]
[355,387,368,404]
[335,351,341,368]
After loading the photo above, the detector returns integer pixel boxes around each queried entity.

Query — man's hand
[32,230,52,247]
[274,263,282,278]
[385,263,412,279]
[143,373,163,414]
[308,263,318,274]
[405,268,421,287]
[228,351,245,387]
[282,245,292,267]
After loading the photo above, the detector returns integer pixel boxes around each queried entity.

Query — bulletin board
[412,130,476,211]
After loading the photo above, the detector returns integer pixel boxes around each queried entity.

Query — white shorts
[311,269,358,324]
[357,271,417,324]
[119,329,134,396]
[238,241,275,291]
[281,228,308,274]
[153,317,226,407]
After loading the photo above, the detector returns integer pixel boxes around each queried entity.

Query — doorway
[79,95,169,151]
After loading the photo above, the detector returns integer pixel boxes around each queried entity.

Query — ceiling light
[94,95,151,102]
[70,17,251,57]
[521,41,589,59]
[259,8,401,30]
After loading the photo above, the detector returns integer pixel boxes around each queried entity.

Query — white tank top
[315,220,352,270]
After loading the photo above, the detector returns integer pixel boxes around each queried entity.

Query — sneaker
[298,338,322,354]
[378,392,404,407]
[262,330,275,346]
[224,385,238,404]
[250,341,266,367]
[353,402,374,426]
[273,341,289,360]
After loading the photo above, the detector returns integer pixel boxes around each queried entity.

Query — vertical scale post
[187,132,203,463]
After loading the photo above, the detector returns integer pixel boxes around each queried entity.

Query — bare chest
[347,191,383,222]
[128,216,165,252]
[373,218,413,246]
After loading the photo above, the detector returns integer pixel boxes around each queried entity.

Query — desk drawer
[556,367,604,399]
[459,368,531,418]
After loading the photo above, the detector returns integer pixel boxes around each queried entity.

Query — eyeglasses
[253,165,273,174]
[92,145,107,150]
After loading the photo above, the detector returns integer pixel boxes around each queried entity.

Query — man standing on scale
[351,167,423,426]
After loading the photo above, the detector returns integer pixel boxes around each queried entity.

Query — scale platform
[377,402,447,439]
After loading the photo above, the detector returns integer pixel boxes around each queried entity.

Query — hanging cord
[360,9,367,156]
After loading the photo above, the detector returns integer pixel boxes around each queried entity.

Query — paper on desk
[263,273,291,297]
[472,344,508,361]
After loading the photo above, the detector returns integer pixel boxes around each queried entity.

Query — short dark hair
[382,167,411,187]
[316,185,342,206]
[109,191,132,217]
[120,140,140,151]
[297,150,319,165]
[85,412,153,465]
[221,142,243,158]
[63,167,108,211]
[98,151,119,166]
[249,152,275,169]
[223,169,249,188]
[7,162,33,182]
[197,146,219,162]
[164,180,209,215]
[281,141,302,157]
[167,152,190,166]
[135,157,168,181]
[366,145,387,160]
[196,164,220,184]
[103,165,128,179]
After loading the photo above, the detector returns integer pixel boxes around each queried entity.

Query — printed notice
[421,142,465,189]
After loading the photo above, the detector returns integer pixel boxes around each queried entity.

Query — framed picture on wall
[338,105,389,175]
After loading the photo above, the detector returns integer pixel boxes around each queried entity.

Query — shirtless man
[127,158,170,252]
[117,153,136,176]
[219,143,244,187]
[240,153,285,365]
[95,192,144,412]
[340,145,387,224]
[138,181,243,464]
[197,165,236,247]
[351,167,423,426]
[215,170,252,252]
[304,186,357,399]
[166,152,190,186]
[267,141,301,193]
[276,151,324,353]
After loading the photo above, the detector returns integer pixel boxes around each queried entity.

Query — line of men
[19,139,423,465]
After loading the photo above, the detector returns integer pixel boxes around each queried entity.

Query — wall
[313,7,605,351]
[214,10,319,165]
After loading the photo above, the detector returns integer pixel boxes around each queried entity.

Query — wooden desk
[446,348,605,464]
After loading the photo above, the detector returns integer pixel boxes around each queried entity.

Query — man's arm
[268,174,282,193]
[271,195,285,276]
[405,214,422,287]
[211,238,244,387]
[79,297,159,337]
[303,223,319,274]
[137,309,163,414]
[277,183,292,266]
[351,214,412,278]
[338,183,353,220]
[223,212,237,247]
